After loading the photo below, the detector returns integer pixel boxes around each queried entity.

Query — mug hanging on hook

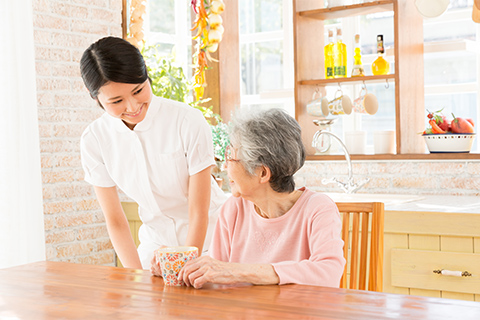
[328,88,352,115]
[353,84,378,115]
[306,88,328,117]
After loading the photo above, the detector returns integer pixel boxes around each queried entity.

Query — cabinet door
[391,248,480,295]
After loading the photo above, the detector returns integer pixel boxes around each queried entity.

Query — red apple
[451,113,475,134]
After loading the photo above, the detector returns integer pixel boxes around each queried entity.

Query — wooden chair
[336,202,384,292]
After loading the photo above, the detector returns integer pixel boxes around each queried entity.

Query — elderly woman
[178,108,345,288]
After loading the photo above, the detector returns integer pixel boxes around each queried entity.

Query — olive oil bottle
[371,34,390,75]
[334,27,347,78]
[351,34,365,77]
[324,29,335,79]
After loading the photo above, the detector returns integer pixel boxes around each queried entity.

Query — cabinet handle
[433,269,472,277]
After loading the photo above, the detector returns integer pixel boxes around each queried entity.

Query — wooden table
[1,262,480,319]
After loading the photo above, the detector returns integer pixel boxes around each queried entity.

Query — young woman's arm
[184,166,212,254]
[94,186,142,269]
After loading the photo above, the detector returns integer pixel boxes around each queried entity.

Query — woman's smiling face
[96,79,152,130]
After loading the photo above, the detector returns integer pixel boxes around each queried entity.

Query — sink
[324,192,424,206]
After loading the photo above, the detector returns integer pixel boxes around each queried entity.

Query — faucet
[312,130,370,194]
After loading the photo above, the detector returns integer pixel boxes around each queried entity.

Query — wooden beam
[201,0,240,123]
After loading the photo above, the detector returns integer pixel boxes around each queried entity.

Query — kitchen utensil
[423,133,476,153]
[415,0,449,18]
[312,118,338,153]
[353,87,379,115]
[327,89,352,115]
[373,131,396,154]
[307,91,323,117]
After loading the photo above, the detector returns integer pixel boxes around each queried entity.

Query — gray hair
[229,108,306,193]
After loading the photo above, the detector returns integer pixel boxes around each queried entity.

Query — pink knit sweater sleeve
[271,198,345,287]
[209,198,234,262]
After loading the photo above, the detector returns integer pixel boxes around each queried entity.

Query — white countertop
[325,192,480,214]
[384,195,480,214]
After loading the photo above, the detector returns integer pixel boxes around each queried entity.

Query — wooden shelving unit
[293,0,433,159]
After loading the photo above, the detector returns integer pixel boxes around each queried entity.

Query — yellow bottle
[351,34,365,77]
[334,27,347,78]
[324,29,335,79]
[371,34,390,75]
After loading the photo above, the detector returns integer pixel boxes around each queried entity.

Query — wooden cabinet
[384,210,480,301]
[292,0,425,158]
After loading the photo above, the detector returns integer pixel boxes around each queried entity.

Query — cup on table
[373,130,396,154]
[154,246,198,286]
[344,131,366,154]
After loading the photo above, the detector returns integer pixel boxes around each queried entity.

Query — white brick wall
[33,0,122,265]
[296,160,480,196]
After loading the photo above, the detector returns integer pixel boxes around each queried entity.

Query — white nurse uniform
[80,96,228,268]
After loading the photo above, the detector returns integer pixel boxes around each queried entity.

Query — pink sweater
[209,187,346,287]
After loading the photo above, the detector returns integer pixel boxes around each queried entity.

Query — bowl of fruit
[422,109,476,153]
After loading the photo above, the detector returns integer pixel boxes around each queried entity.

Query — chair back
[336,202,384,292]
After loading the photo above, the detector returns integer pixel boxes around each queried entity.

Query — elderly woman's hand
[178,256,238,289]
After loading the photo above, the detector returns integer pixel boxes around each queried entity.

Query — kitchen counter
[325,192,480,214]
[384,194,480,214]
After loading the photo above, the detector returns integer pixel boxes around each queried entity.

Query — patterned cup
[154,246,198,286]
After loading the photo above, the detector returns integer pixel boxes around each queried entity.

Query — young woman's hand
[178,256,239,288]
[150,255,162,277]
[150,246,168,277]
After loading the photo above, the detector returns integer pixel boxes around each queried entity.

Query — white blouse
[80,96,227,267]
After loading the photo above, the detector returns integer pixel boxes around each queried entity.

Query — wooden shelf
[299,74,395,86]
[298,0,394,20]
[307,153,480,161]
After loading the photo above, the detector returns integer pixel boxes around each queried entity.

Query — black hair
[80,36,149,101]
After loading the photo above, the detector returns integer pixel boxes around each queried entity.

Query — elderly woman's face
[226,145,261,199]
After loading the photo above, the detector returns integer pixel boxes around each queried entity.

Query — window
[129,0,193,78]
[239,0,295,115]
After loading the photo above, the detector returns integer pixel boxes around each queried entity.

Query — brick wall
[297,160,480,196]
[33,0,122,266]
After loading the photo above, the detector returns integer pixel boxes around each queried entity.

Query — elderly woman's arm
[178,256,279,288]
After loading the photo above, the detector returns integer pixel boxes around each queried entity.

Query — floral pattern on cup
[155,246,198,286]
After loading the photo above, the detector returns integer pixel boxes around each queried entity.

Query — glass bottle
[324,29,335,79]
[334,27,347,78]
[371,34,390,75]
[351,34,365,77]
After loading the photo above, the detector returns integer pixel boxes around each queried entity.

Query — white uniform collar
[105,96,160,133]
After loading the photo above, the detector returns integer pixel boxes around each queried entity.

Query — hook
[362,81,366,90]
[385,79,389,89]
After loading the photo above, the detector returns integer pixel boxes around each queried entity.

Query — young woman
[79,36,227,270]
